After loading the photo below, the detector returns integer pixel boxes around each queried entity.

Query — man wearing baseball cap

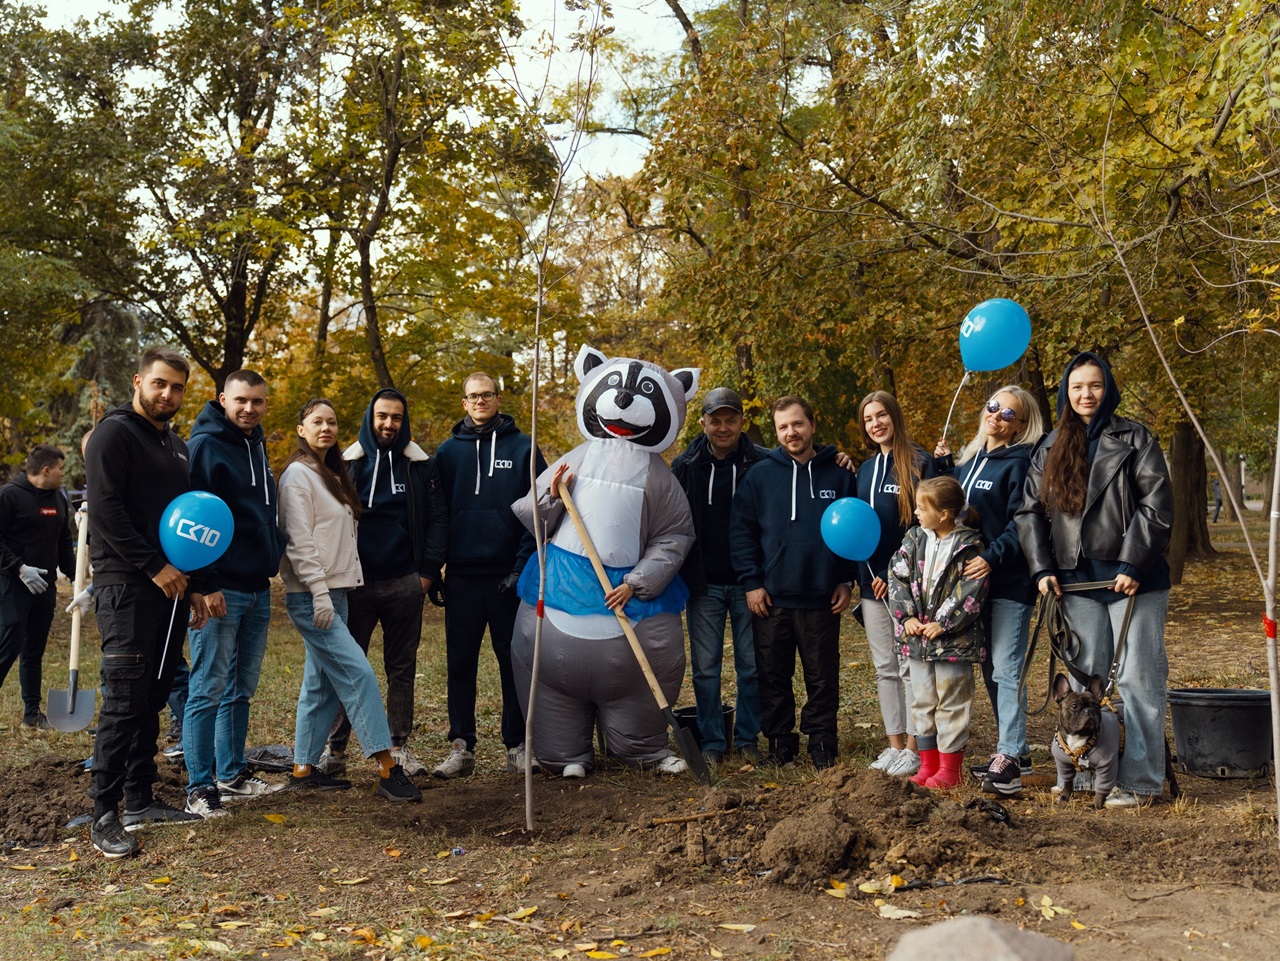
[671,387,769,765]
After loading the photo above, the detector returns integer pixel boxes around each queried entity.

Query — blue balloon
[959,298,1032,372]
[821,497,881,562]
[159,491,234,572]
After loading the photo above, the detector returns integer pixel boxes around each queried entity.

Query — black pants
[443,573,523,750]
[328,573,423,751]
[752,606,841,754]
[90,583,188,816]
[0,576,56,719]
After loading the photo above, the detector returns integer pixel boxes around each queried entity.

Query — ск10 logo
[176,519,222,548]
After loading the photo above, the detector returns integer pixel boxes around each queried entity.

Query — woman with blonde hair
[935,385,1045,795]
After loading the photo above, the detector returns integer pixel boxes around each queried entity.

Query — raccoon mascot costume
[510,346,699,776]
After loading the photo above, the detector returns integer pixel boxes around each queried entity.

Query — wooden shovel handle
[69,506,91,672]
[555,479,673,712]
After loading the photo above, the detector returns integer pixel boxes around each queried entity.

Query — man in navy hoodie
[433,372,546,777]
[182,370,287,820]
[323,388,448,778]
[729,395,856,770]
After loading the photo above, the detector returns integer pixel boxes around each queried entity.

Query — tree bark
[1221,454,1243,525]
[1167,422,1215,583]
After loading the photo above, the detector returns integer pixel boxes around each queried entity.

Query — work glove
[18,565,49,594]
[312,591,336,630]
[428,581,447,608]
[66,584,95,616]
[497,572,521,595]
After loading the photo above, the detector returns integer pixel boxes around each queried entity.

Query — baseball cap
[701,387,744,415]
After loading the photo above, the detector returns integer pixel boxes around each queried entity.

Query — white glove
[66,585,94,616]
[312,591,336,630]
[18,565,49,594]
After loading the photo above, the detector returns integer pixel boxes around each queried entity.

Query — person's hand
[18,564,49,594]
[871,575,888,600]
[922,621,945,640]
[604,582,634,611]
[963,556,991,580]
[65,585,94,616]
[1114,574,1139,596]
[428,580,447,607]
[550,463,574,500]
[831,582,853,614]
[152,564,189,600]
[497,571,521,594]
[312,591,336,630]
[204,590,227,619]
[420,575,433,596]
[1038,574,1061,598]
[903,616,925,636]
[935,438,952,457]
[834,451,856,473]
[747,587,772,617]
[188,593,209,631]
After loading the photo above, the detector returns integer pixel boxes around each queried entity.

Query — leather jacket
[1015,415,1172,579]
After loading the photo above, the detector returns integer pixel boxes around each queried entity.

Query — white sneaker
[869,746,900,771]
[1103,787,1153,808]
[562,763,587,779]
[432,739,476,779]
[316,747,347,777]
[655,756,689,775]
[217,770,284,801]
[184,787,230,820]
[391,745,429,777]
[505,743,542,774]
[885,748,921,777]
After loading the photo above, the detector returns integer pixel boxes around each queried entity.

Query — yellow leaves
[426,877,458,886]
[574,942,599,951]
[335,877,368,886]
[216,920,251,929]
[585,952,618,960]
[349,927,378,944]
[9,865,36,871]
[385,847,401,857]
[307,907,338,918]
[718,923,756,932]
[858,874,905,895]
[1071,920,1087,930]
[1039,895,1074,920]
[825,876,848,898]
[508,906,538,920]
[414,935,435,949]
[637,948,671,957]
[263,813,287,824]
[878,904,923,920]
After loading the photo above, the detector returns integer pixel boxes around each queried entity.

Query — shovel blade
[48,684,96,733]
[663,706,712,785]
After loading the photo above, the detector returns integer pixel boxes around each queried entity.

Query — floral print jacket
[887,525,990,663]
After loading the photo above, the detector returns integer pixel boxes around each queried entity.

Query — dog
[1050,672,1122,808]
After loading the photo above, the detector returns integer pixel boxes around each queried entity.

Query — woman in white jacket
[278,398,420,802]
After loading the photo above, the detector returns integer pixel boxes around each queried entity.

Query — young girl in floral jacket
[888,476,990,789]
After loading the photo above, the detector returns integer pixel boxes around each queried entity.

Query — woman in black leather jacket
[1015,352,1173,807]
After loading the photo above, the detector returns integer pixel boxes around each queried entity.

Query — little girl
[887,476,990,789]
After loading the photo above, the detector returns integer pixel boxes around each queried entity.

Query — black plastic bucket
[672,704,734,750]
[1167,688,1275,778]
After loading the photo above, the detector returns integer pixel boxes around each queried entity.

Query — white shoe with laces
[432,739,476,779]
[655,756,688,775]
[505,743,542,774]
[562,763,587,779]
[217,770,284,801]
[391,745,429,777]
[869,746,900,771]
[885,748,922,777]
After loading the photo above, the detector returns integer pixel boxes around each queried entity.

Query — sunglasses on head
[985,399,1022,422]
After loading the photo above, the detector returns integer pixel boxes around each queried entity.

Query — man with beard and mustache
[83,347,210,858]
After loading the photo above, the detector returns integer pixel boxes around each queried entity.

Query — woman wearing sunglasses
[934,386,1045,796]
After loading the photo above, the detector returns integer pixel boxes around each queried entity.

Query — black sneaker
[765,739,797,768]
[122,799,203,832]
[91,812,140,859]
[377,764,423,802]
[981,753,1023,796]
[21,713,51,732]
[810,744,838,770]
[971,753,1032,780]
[702,748,724,766]
[289,769,352,791]
[736,744,764,765]
[165,720,182,743]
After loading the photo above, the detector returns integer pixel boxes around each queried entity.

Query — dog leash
[1019,581,1136,716]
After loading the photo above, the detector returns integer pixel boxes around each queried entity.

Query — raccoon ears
[670,367,701,402]
[574,345,608,382]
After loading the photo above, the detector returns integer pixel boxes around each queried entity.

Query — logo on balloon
[820,497,882,562]
[959,298,1031,372]
[160,491,234,572]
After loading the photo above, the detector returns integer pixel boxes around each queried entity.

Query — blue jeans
[980,597,1033,759]
[286,590,392,766]
[184,588,271,791]
[686,585,761,752]
[1062,590,1170,796]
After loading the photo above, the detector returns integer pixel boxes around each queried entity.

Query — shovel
[556,479,711,785]
[48,505,96,732]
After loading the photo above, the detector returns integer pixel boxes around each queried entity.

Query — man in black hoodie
[433,372,546,777]
[671,388,769,765]
[84,347,210,858]
[0,444,75,731]
[729,395,856,770]
[323,388,448,778]
[181,370,287,820]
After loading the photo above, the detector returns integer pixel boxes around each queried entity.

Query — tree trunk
[1167,422,1216,583]
[1221,454,1243,524]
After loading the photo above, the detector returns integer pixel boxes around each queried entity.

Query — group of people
[0,344,1174,860]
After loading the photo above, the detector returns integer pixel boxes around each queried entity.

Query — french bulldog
[1050,672,1122,809]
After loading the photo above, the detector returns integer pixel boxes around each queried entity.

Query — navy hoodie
[729,444,857,609]
[936,443,1035,602]
[187,400,285,593]
[855,445,936,597]
[343,388,448,583]
[435,412,547,577]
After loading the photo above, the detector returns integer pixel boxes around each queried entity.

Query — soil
[1,546,1278,959]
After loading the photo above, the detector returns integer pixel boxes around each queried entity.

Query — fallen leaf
[878,904,923,920]
[610,939,626,946]
[335,877,368,886]
[350,927,377,943]
[263,814,286,824]
[442,910,467,919]
[311,931,328,941]
[828,877,847,890]
[719,923,756,933]
[574,943,599,951]
[711,950,724,959]
[217,921,251,929]
[176,922,197,930]
[824,888,847,899]
[1071,920,1087,930]
[509,906,537,920]
[552,952,570,960]
[436,850,452,859]
[385,847,401,858]
[10,865,36,871]
[426,877,458,886]
[186,940,232,954]
[308,907,338,918]
[637,948,671,957]
[585,953,618,960]
[414,935,435,948]
[68,851,78,862]
[151,877,172,884]
[212,906,241,916]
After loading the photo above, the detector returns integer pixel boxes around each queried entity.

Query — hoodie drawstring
[706,463,740,506]
[489,432,497,478]
[244,438,256,489]
[790,460,798,521]
[245,439,271,506]
[869,452,886,508]
[369,450,381,508]
[961,452,988,502]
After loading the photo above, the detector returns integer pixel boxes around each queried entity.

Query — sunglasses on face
[985,399,1022,422]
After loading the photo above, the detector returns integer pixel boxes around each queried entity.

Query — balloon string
[940,370,972,444]
[862,561,893,613]
[157,597,179,680]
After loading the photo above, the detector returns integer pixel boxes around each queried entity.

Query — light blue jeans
[982,597,1033,760]
[286,590,392,766]
[1062,589,1170,796]
[184,588,272,791]
[862,598,914,737]
[686,584,761,752]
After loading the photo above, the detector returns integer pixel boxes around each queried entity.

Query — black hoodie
[187,400,286,593]
[0,474,74,581]
[343,388,448,583]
